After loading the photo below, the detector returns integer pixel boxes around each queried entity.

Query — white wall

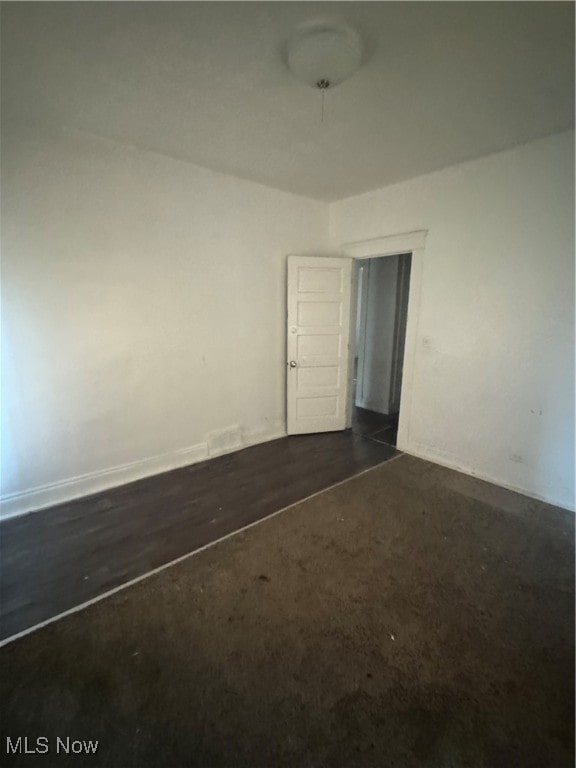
[1,128,329,516]
[331,131,575,511]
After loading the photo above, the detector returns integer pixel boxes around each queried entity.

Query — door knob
[289,361,297,368]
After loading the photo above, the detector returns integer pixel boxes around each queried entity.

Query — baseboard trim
[403,443,574,512]
[0,428,288,520]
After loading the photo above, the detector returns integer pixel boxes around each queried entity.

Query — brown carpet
[1,455,574,767]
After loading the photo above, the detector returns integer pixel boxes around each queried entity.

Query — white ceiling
[2,2,574,201]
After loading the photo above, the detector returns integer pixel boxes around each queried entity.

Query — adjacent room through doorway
[351,253,412,447]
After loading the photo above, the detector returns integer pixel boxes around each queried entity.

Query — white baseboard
[402,442,575,513]
[0,427,287,521]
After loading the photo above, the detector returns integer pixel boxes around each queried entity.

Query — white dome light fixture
[286,21,363,92]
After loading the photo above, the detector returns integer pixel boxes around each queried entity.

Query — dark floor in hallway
[0,431,396,642]
[352,405,399,446]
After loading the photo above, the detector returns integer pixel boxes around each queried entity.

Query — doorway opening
[351,252,412,447]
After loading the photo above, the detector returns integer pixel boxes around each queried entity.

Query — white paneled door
[287,256,352,434]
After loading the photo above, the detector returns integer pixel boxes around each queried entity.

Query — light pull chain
[316,79,330,125]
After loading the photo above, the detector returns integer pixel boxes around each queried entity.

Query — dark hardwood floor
[0,431,396,642]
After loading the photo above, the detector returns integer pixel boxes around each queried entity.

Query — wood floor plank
[0,432,396,641]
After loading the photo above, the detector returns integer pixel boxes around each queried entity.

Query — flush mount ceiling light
[286,21,363,91]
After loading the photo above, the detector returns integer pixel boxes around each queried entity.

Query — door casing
[341,230,427,452]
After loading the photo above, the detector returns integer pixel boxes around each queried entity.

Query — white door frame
[341,230,427,452]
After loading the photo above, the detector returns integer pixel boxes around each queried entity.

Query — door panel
[287,256,352,435]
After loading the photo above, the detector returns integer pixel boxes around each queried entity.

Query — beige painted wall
[331,131,575,510]
[1,128,329,515]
